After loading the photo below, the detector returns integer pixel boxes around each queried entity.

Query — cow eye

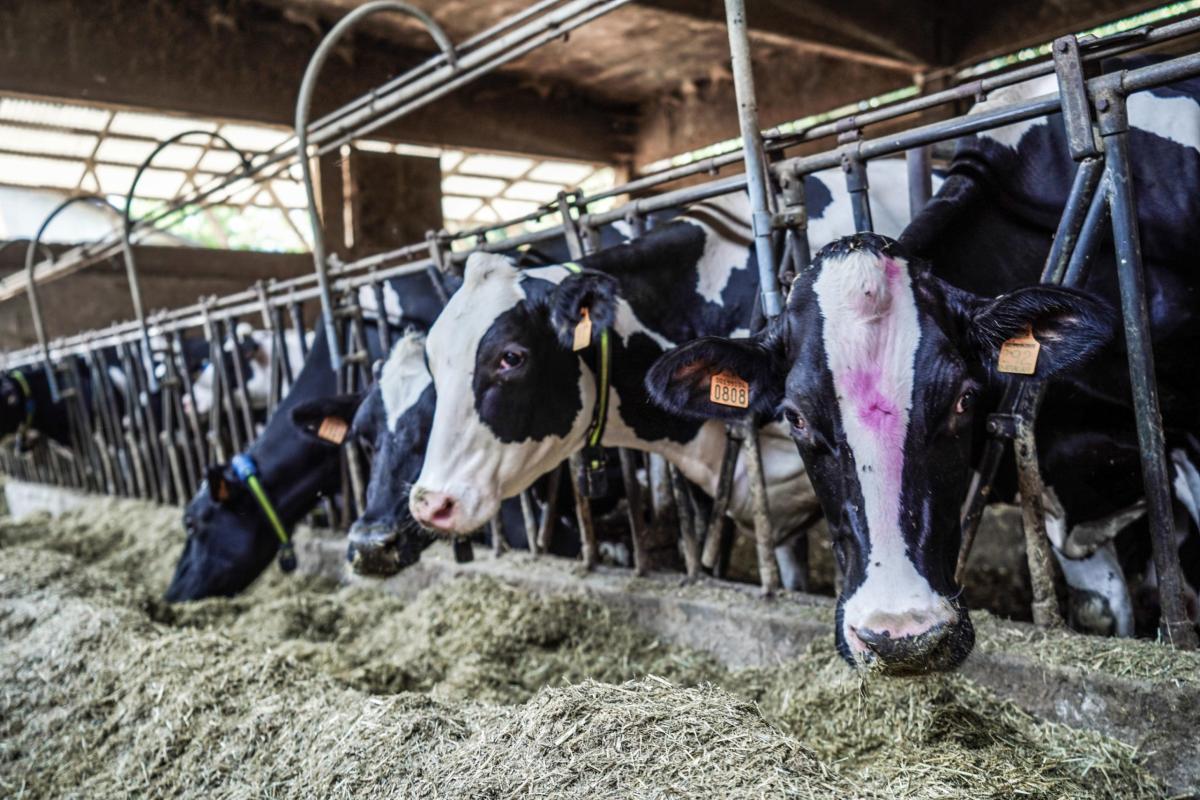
[955,389,977,415]
[498,350,525,371]
[783,408,807,432]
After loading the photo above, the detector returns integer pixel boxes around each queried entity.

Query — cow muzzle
[347,521,408,576]
[847,606,973,674]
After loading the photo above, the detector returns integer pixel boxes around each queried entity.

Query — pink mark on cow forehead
[843,367,905,480]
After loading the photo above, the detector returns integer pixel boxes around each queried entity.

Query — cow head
[646,233,1115,671]
[164,393,360,601]
[410,253,616,534]
[346,332,437,575]
[0,371,28,438]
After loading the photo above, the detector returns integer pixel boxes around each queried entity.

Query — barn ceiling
[0,0,1193,169]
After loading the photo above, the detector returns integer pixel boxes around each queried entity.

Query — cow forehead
[379,333,432,433]
[426,258,569,365]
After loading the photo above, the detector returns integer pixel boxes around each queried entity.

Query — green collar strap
[231,453,297,572]
[562,261,611,497]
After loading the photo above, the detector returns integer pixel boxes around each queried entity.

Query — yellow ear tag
[710,372,750,408]
[572,307,593,352]
[317,416,349,444]
[997,324,1041,375]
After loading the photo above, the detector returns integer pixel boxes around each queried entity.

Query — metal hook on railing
[24,194,123,401]
[295,0,458,373]
[122,129,255,393]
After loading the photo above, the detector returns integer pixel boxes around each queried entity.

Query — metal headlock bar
[3,5,1199,647]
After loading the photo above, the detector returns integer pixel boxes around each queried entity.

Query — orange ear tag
[997,324,1041,375]
[710,372,750,408]
[215,479,230,502]
[317,416,349,444]
[572,307,593,352]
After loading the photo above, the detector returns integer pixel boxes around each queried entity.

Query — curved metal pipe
[123,129,253,392]
[25,194,123,400]
[295,0,457,372]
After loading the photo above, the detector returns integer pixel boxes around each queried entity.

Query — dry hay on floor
[0,497,1176,799]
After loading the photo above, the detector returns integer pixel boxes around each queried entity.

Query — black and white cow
[407,164,922,580]
[164,271,446,601]
[186,325,312,418]
[345,331,585,574]
[165,329,361,601]
[645,65,1200,670]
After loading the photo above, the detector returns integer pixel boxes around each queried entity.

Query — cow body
[646,66,1200,670]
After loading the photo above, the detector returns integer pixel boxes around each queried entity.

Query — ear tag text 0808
[710,372,750,408]
[997,324,1041,375]
[317,416,349,444]
[572,307,593,352]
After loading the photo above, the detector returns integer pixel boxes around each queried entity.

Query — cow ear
[645,333,783,421]
[549,269,620,350]
[290,393,363,446]
[205,464,240,503]
[966,285,1115,379]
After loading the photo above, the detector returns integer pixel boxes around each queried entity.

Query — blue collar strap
[562,261,610,498]
[231,453,296,572]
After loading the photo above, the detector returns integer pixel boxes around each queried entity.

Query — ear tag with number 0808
[572,307,593,352]
[997,324,1041,375]
[710,371,750,408]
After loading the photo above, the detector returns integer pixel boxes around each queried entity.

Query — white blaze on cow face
[812,248,956,655]
[379,332,431,433]
[412,254,593,534]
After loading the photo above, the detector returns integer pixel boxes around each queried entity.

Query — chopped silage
[0,498,1174,799]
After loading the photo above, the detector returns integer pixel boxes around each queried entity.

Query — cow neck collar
[230,452,297,572]
[9,370,35,441]
[563,261,611,470]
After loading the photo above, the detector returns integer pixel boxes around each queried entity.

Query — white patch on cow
[972,73,1056,150]
[1129,91,1200,153]
[813,248,952,649]
[188,327,310,416]
[806,161,932,246]
[415,254,593,531]
[379,332,431,433]
[1171,447,1200,529]
[679,193,753,305]
[357,282,405,324]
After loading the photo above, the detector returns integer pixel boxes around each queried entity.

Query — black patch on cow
[473,293,584,443]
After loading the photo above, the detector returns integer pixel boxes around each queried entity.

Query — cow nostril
[430,496,455,521]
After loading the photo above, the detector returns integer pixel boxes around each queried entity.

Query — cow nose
[411,489,458,531]
[347,521,404,576]
[850,610,954,672]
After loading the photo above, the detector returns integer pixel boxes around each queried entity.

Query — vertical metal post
[724,0,781,318]
[520,490,540,556]
[1098,89,1197,648]
[568,451,599,569]
[294,0,457,375]
[842,151,874,233]
[1013,386,1064,627]
[906,146,932,219]
[618,448,651,576]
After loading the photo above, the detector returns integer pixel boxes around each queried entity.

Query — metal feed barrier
[1,1,1198,648]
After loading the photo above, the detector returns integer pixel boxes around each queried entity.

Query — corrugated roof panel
[528,161,594,184]
[0,98,110,131]
[218,123,289,152]
[0,153,86,189]
[0,124,97,158]
[458,153,533,178]
[108,110,214,139]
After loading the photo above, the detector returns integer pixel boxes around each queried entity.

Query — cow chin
[835,597,975,674]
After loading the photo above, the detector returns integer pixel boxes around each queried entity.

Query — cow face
[347,333,437,575]
[411,253,616,534]
[646,233,1115,672]
[164,393,359,601]
[0,372,26,437]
